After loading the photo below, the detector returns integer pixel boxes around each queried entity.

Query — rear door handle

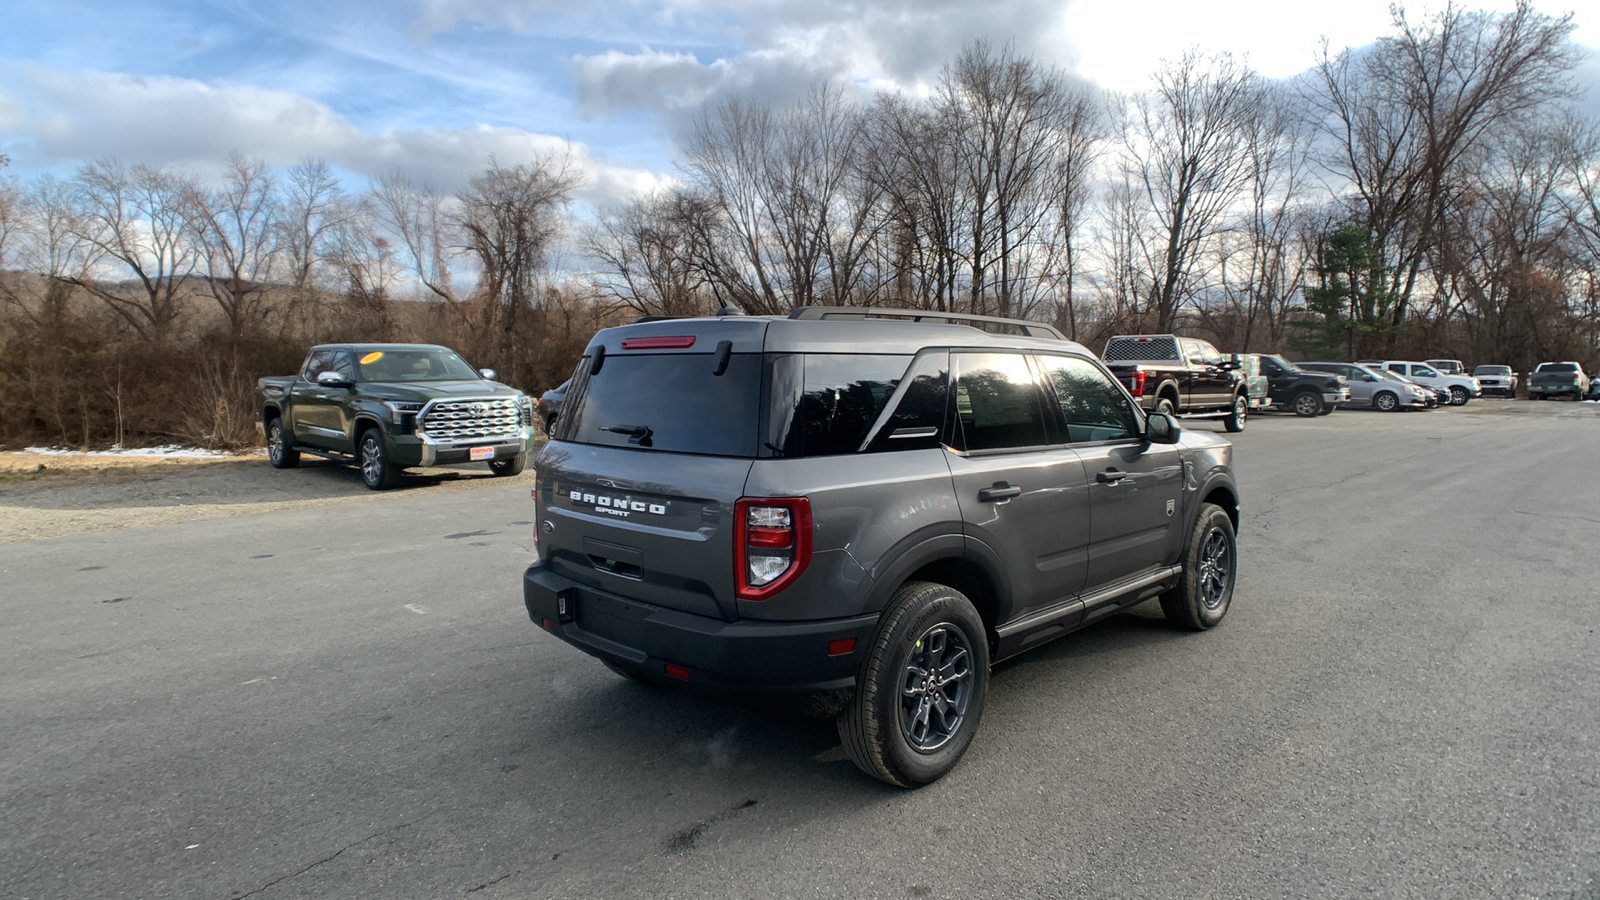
[977,484,1022,503]
[1097,469,1129,484]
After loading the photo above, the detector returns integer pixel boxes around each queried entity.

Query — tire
[543,414,557,437]
[1373,391,1399,412]
[838,581,989,788]
[267,417,300,469]
[358,428,399,490]
[1222,394,1247,433]
[1160,503,1236,631]
[1292,391,1322,417]
[489,454,527,477]
[1448,386,1469,406]
[1154,396,1177,417]
[1318,403,1336,416]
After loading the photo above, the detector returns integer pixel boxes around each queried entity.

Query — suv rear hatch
[536,320,770,622]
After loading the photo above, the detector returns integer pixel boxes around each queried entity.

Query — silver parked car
[1470,365,1518,398]
[1300,362,1431,411]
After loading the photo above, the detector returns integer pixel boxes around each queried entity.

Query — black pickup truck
[1102,334,1248,433]
[257,343,536,489]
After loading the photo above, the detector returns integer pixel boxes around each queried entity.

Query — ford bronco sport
[522,308,1241,787]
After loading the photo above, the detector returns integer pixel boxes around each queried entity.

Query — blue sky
[1,0,1596,210]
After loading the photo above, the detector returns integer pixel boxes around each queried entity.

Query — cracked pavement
[2,400,1598,899]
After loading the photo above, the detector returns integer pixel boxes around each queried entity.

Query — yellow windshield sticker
[360,352,384,364]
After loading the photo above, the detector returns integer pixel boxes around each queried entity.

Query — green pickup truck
[257,343,536,489]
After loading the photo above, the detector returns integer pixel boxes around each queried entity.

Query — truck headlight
[385,401,425,425]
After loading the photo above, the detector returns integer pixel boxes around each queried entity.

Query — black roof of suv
[522,307,1242,786]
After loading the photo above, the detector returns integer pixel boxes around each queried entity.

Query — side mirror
[316,371,351,388]
[479,368,497,381]
[1145,411,1179,444]
[1221,354,1242,371]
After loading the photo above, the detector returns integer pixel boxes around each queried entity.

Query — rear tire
[1292,391,1322,417]
[267,417,299,469]
[358,428,399,490]
[489,454,527,477]
[1154,396,1177,417]
[1161,503,1236,631]
[1223,394,1247,433]
[838,581,989,788]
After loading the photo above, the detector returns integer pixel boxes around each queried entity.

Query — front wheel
[1373,391,1399,412]
[266,417,299,469]
[1223,395,1247,433]
[358,428,400,490]
[1318,403,1336,416]
[1448,386,1469,406]
[1292,391,1322,417]
[1161,503,1236,631]
[838,582,989,788]
[489,454,527,477]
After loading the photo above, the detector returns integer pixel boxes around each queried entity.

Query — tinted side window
[1196,341,1225,366]
[329,351,355,381]
[1038,355,1142,443]
[772,354,912,458]
[864,351,948,453]
[951,353,1051,452]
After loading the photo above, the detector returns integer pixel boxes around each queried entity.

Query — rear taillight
[1129,370,1147,397]
[735,497,812,601]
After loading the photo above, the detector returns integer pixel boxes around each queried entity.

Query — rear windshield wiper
[600,424,654,447]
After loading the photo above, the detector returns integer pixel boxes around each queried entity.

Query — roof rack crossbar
[787,306,1066,340]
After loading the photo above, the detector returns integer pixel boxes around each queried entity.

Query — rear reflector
[541,618,555,632]
[621,335,697,350]
[664,664,691,681]
[828,638,857,657]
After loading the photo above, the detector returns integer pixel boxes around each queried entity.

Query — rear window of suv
[560,352,763,457]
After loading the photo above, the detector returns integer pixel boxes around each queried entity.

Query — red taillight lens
[735,497,812,601]
[1129,370,1147,397]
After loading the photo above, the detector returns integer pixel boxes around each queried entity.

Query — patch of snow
[21,445,237,459]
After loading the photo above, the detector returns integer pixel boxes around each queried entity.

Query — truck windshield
[356,349,479,382]
[1473,366,1511,376]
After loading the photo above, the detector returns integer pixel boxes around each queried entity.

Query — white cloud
[0,64,666,209]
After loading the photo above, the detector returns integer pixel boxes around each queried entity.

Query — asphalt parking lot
[3,400,1599,900]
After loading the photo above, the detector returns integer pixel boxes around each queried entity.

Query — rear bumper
[522,563,877,706]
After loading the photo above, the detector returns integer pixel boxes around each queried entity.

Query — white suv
[1373,361,1481,406]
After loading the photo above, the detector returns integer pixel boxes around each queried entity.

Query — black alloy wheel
[838,581,990,788]
[1373,391,1398,412]
[1161,502,1236,630]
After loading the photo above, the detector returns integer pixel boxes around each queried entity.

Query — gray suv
[522,308,1242,787]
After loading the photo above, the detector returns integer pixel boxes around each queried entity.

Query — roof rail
[787,306,1066,340]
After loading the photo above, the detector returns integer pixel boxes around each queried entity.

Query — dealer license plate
[470,446,495,461]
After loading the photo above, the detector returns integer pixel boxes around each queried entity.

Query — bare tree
[587,189,712,317]
[1308,1,1582,329]
[1119,51,1262,333]
[67,159,198,341]
[184,152,282,340]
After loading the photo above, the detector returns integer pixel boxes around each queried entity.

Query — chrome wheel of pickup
[1293,391,1322,417]
[358,429,398,490]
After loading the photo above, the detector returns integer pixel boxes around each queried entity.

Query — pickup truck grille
[419,398,521,442]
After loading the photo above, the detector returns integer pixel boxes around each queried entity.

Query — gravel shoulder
[0,451,532,543]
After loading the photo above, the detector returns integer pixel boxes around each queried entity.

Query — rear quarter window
[767,354,914,457]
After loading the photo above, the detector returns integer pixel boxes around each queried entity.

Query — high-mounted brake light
[621,335,697,350]
[1129,370,1147,397]
[735,497,812,601]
